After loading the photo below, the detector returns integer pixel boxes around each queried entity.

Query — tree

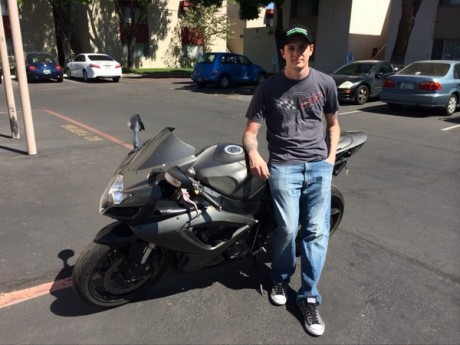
[390,0,422,65]
[180,3,231,54]
[113,0,151,69]
[18,0,91,67]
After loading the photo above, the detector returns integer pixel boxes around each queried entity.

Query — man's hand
[248,151,270,180]
[242,120,269,180]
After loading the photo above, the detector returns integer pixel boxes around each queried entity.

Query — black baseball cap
[283,24,314,45]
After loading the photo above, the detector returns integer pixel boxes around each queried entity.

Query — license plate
[399,82,414,90]
[43,69,51,74]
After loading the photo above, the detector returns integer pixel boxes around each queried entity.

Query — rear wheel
[355,85,369,105]
[113,76,120,82]
[72,240,169,308]
[330,185,344,236]
[219,75,230,88]
[444,94,457,116]
[83,70,89,82]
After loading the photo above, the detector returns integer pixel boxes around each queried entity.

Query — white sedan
[66,53,122,82]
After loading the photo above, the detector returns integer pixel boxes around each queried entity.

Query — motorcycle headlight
[99,174,131,213]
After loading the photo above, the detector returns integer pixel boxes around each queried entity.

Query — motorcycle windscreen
[127,127,197,172]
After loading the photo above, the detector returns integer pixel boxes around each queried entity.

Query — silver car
[380,60,460,115]
[66,53,122,82]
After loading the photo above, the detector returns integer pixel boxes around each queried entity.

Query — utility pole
[6,0,37,155]
[0,6,19,138]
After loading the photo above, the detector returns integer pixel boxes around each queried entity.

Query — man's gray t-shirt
[245,69,339,164]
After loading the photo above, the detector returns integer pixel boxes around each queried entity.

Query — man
[242,24,340,336]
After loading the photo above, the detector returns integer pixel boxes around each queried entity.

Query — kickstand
[252,253,266,296]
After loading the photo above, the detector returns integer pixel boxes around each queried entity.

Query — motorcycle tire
[72,240,169,308]
[330,185,344,236]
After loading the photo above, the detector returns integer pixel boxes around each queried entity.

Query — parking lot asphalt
[1,76,459,344]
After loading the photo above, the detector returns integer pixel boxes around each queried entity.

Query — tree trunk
[274,1,285,71]
[390,0,423,65]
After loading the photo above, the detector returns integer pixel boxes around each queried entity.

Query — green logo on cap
[287,28,308,37]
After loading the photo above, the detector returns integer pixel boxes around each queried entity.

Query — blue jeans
[268,160,333,304]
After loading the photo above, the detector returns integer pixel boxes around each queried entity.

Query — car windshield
[334,63,376,76]
[197,54,216,63]
[88,55,114,61]
[397,62,450,77]
[27,53,54,64]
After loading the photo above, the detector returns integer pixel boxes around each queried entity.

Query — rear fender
[94,221,136,246]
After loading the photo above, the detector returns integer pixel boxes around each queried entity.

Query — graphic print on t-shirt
[273,91,324,123]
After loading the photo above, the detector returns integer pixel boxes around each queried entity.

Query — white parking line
[441,124,460,131]
[339,110,361,115]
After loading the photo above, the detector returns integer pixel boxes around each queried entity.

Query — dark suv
[191,52,266,88]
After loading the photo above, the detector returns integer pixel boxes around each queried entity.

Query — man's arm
[325,112,340,164]
[242,120,270,180]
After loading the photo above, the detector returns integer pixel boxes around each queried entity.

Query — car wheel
[83,70,89,82]
[444,94,457,116]
[355,85,369,105]
[57,76,63,83]
[197,82,206,88]
[219,75,230,88]
[66,68,72,79]
[113,77,120,82]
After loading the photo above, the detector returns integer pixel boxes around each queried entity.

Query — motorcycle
[72,114,367,308]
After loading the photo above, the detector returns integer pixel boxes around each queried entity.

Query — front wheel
[355,85,369,105]
[72,240,169,308]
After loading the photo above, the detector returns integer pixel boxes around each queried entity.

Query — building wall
[385,0,439,64]
[79,0,226,68]
[435,4,460,39]
[314,0,352,73]
[19,0,228,69]
[227,4,266,54]
[18,0,57,57]
[347,0,391,62]
[243,27,277,73]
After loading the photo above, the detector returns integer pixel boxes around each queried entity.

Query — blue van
[191,52,266,88]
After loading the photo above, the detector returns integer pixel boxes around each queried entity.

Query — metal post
[7,0,36,155]
[0,7,19,138]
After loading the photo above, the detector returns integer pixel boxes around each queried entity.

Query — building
[5,0,460,72]
[244,0,460,73]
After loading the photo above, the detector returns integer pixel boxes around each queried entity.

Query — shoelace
[273,284,285,296]
[301,301,320,324]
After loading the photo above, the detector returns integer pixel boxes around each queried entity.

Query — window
[432,39,460,60]
[454,64,460,79]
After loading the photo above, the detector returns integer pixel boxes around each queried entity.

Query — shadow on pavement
[170,80,259,96]
[49,249,274,317]
[360,103,454,118]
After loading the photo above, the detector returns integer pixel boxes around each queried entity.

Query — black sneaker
[297,297,325,336]
[270,283,287,305]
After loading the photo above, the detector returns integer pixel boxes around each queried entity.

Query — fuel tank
[193,143,266,200]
